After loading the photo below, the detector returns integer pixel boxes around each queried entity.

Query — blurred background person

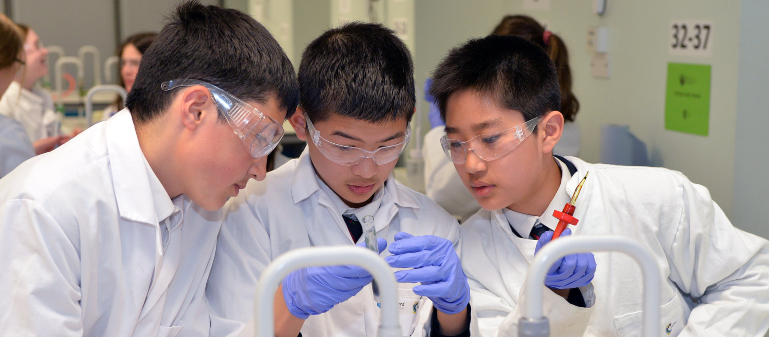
[0,23,80,155]
[0,14,35,177]
[100,32,156,121]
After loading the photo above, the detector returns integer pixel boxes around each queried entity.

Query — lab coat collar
[290,150,420,211]
[106,109,175,226]
[499,157,573,237]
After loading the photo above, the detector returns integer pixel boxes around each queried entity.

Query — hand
[535,228,597,289]
[385,232,469,315]
[424,78,444,128]
[33,135,63,155]
[281,238,387,319]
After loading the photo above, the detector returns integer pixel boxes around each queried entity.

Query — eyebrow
[445,118,504,135]
[331,131,405,144]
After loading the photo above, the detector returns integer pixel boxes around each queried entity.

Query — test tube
[361,215,379,298]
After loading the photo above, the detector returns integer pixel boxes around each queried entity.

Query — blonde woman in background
[0,24,80,155]
[0,14,34,177]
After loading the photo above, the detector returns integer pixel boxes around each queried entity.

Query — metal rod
[522,236,661,337]
[254,246,401,337]
[85,85,127,126]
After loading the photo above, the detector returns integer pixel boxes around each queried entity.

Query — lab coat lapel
[291,152,353,245]
[491,210,537,305]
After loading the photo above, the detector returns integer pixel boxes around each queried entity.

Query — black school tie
[342,213,363,243]
[529,220,552,240]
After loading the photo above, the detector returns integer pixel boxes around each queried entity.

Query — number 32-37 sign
[670,20,712,57]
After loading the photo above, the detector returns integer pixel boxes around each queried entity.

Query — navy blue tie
[342,213,363,243]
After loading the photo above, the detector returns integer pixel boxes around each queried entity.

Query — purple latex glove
[282,238,387,319]
[385,232,469,314]
[534,228,597,289]
[424,78,444,128]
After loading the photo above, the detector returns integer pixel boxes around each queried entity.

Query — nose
[351,157,377,179]
[463,149,487,175]
[249,155,268,181]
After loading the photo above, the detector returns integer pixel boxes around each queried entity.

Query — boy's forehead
[444,90,524,134]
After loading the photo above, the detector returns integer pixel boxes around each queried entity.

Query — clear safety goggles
[162,79,284,158]
[440,117,540,164]
[305,114,411,166]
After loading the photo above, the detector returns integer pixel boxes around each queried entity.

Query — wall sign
[665,63,711,136]
[669,20,712,57]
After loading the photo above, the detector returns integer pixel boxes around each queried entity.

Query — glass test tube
[361,215,379,298]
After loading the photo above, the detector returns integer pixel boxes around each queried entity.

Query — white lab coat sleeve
[666,175,769,336]
[0,117,35,178]
[206,196,273,337]
[468,279,594,337]
[0,199,83,336]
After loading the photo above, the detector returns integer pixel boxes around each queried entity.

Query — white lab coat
[0,114,34,178]
[422,122,581,221]
[461,156,769,336]
[0,81,58,142]
[0,110,220,337]
[206,150,461,337]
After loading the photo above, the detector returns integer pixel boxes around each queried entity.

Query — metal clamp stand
[85,85,127,126]
[253,246,401,337]
[520,236,662,337]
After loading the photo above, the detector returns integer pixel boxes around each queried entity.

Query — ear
[179,85,217,131]
[289,107,308,141]
[539,110,564,154]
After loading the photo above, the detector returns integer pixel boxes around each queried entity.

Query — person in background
[0,23,80,154]
[101,32,156,121]
[422,15,581,221]
[0,14,35,178]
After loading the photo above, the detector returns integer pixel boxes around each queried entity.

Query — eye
[449,141,463,149]
[482,135,501,144]
[335,144,355,152]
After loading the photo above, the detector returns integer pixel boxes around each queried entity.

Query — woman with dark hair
[0,14,35,177]
[422,15,582,221]
[101,32,156,120]
[491,15,581,156]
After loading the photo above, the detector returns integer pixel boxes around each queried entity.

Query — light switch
[591,53,610,79]
[596,27,609,53]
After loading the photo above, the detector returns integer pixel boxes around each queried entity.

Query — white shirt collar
[106,109,177,226]
[502,157,573,238]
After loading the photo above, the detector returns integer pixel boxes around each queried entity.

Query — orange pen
[551,172,589,240]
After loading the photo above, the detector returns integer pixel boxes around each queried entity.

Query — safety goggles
[305,114,411,166]
[440,117,540,164]
[161,79,284,158]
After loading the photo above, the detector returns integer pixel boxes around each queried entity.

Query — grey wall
[13,0,218,88]
[15,0,116,88]
[733,0,769,240]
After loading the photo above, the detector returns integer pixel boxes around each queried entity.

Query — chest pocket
[156,325,182,337]
[376,281,427,337]
[613,292,685,337]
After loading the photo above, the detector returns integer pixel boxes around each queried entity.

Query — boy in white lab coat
[207,23,481,337]
[0,2,299,336]
[429,35,769,336]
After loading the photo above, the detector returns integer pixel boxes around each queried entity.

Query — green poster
[665,63,711,136]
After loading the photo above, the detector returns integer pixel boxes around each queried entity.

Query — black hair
[298,22,414,124]
[125,1,299,125]
[429,35,560,126]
